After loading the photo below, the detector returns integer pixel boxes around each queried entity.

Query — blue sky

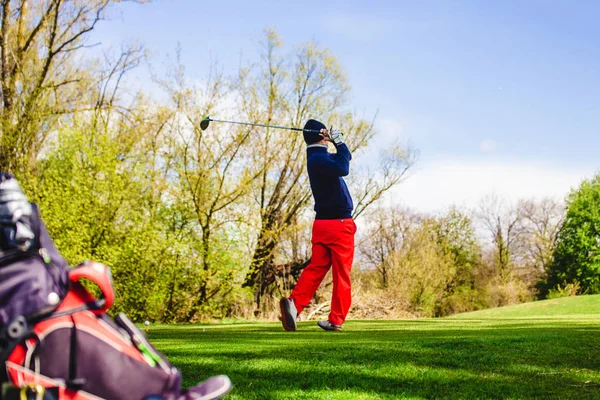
[91,0,600,212]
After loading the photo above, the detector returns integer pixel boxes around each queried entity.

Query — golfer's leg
[328,220,356,325]
[290,242,331,315]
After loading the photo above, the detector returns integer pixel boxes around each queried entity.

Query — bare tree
[477,194,527,281]
[156,54,268,320]
[357,205,420,288]
[236,30,417,310]
[239,30,353,305]
[520,197,564,273]
[0,0,146,172]
[350,142,418,219]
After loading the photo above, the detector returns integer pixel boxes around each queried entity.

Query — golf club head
[200,117,211,131]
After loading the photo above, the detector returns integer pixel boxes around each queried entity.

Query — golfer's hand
[330,129,344,145]
[319,129,334,143]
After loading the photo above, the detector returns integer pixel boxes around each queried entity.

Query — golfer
[280,119,356,332]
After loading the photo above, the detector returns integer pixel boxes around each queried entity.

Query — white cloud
[386,158,591,214]
[479,139,497,153]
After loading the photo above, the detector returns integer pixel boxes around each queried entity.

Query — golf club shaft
[208,118,322,133]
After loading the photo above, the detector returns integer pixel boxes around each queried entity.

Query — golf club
[200,116,326,133]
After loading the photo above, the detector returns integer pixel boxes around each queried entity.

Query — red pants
[290,218,356,325]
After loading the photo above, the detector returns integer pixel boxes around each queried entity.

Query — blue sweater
[306,143,354,220]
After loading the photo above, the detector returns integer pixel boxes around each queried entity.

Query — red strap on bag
[68,261,115,313]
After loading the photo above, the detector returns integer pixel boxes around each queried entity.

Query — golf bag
[0,175,231,400]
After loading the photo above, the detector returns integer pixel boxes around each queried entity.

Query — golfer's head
[303,119,327,145]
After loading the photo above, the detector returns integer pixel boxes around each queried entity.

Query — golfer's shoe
[182,375,232,400]
[317,320,342,332]
[279,297,297,331]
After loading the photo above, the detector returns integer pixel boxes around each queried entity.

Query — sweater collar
[307,144,328,153]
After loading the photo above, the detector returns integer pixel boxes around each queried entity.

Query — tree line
[348,182,600,320]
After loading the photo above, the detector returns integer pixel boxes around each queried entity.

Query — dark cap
[303,119,326,145]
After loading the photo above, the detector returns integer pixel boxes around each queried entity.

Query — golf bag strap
[66,316,85,391]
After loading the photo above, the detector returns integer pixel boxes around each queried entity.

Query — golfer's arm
[319,148,351,177]
[335,143,352,161]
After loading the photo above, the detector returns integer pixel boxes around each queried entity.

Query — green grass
[147,297,600,399]
[451,294,600,319]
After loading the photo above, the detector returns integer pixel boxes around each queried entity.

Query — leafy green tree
[544,174,600,295]
[391,219,454,317]
[432,207,484,315]
[356,206,482,317]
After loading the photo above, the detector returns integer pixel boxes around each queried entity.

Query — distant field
[148,295,600,399]
[451,294,600,319]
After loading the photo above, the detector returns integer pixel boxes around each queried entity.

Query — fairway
[148,299,600,399]
[451,294,600,319]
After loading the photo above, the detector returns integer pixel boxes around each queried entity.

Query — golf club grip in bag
[0,203,70,327]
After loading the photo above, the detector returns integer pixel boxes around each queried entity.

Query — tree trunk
[244,226,278,309]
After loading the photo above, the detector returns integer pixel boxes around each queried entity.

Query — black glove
[0,173,35,252]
